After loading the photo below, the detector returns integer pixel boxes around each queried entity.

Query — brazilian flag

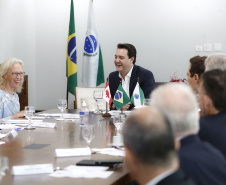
[113,84,130,110]
[66,0,77,95]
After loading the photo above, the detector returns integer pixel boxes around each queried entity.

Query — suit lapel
[129,65,138,97]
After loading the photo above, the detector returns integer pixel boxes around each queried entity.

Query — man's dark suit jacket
[156,170,195,185]
[109,65,155,109]
[179,135,226,185]
[198,111,226,158]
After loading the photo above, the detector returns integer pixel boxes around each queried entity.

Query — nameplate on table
[32,122,56,128]
[0,130,18,139]
[11,163,54,175]
[55,148,91,157]
[8,129,18,137]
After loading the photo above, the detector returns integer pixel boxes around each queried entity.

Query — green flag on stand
[113,84,130,110]
[131,82,145,106]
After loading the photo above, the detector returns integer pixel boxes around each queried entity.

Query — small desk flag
[113,84,130,110]
[104,81,113,106]
[131,82,145,106]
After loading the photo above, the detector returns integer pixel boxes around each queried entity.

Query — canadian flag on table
[104,81,113,106]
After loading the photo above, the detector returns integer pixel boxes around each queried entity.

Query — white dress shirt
[118,66,133,98]
[145,169,175,185]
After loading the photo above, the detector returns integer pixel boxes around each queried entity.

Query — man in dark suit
[151,83,226,185]
[123,107,195,185]
[109,43,155,110]
[198,69,226,158]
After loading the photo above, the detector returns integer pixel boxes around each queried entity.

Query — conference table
[0,109,131,185]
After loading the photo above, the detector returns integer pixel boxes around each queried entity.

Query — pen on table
[113,146,124,151]
[15,128,22,131]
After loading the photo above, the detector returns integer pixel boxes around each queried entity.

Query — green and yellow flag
[66,0,77,95]
[113,84,130,110]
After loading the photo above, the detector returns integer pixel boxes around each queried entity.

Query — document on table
[49,165,113,179]
[38,113,79,119]
[0,124,20,130]
[92,148,125,157]
[0,141,5,145]
[109,110,132,116]
[32,122,56,128]
[2,119,43,124]
[0,133,7,139]
[55,148,91,157]
[11,163,54,175]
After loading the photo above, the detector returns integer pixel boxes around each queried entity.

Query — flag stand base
[102,112,111,118]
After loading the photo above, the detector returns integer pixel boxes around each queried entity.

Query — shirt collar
[145,169,176,185]
[118,65,134,79]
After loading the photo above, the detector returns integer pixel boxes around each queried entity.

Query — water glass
[0,156,9,176]
[113,113,126,135]
[24,106,35,130]
[144,98,152,106]
[81,125,95,152]
[93,91,103,114]
[57,99,67,120]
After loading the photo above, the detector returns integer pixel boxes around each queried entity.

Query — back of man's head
[123,107,177,168]
[205,53,226,71]
[189,56,206,78]
[117,43,137,64]
[150,83,199,137]
[200,69,226,112]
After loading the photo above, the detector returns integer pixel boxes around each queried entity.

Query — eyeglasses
[11,72,25,78]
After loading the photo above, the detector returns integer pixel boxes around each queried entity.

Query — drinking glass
[0,156,9,176]
[82,125,95,152]
[144,98,152,106]
[57,99,67,120]
[24,106,35,130]
[93,91,103,114]
[113,113,126,135]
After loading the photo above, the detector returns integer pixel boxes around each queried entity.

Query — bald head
[150,83,199,137]
[123,107,176,167]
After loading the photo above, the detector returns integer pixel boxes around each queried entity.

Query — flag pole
[102,77,111,118]
[120,77,124,113]
[66,78,69,109]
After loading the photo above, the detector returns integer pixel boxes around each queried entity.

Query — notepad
[11,163,54,175]
[55,148,91,157]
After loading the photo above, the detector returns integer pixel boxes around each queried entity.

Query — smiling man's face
[114,48,134,77]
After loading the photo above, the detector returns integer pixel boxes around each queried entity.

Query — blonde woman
[0,58,25,119]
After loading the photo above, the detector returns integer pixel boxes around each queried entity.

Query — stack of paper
[49,165,113,179]
[92,148,125,157]
[55,148,91,157]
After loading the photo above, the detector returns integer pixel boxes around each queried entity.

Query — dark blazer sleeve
[129,65,156,99]
[109,71,120,99]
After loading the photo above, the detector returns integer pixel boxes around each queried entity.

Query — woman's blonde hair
[0,57,24,93]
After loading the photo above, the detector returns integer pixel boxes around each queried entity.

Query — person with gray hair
[123,106,194,185]
[0,57,25,119]
[205,53,226,71]
[150,83,226,185]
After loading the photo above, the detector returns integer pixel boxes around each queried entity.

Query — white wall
[1,0,226,110]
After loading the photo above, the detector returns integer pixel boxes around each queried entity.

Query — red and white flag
[104,81,113,106]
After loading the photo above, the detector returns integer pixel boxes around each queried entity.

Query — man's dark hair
[117,43,137,64]
[122,107,176,167]
[201,69,226,111]
[189,56,206,78]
